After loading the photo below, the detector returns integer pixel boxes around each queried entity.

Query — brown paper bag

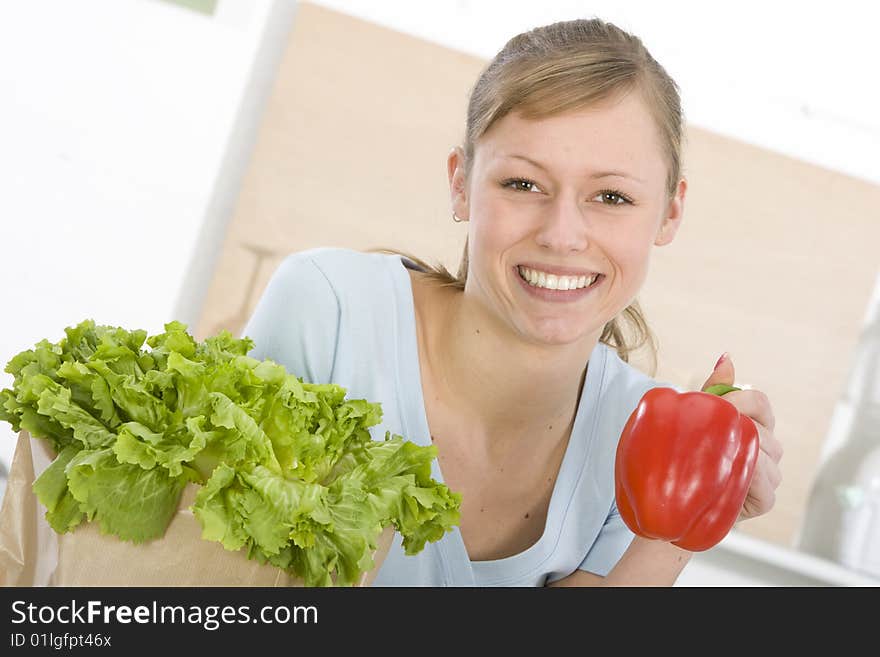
[0,431,393,586]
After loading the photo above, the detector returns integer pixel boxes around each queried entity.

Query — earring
[452,213,464,223]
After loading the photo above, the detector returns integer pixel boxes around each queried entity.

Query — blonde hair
[370,17,685,374]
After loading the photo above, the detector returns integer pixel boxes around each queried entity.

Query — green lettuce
[0,319,461,586]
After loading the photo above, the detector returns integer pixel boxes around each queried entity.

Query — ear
[447,146,470,221]
[654,177,687,246]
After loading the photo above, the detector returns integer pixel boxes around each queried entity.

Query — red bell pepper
[614,384,759,551]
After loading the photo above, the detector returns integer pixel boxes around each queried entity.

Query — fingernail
[714,352,729,371]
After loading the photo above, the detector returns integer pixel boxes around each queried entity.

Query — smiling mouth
[516,265,603,291]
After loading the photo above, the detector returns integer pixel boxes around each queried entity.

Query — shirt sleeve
[239,251,340,385]
[577,501,636,577]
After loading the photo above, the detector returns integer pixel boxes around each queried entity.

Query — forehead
[477,92,665,181]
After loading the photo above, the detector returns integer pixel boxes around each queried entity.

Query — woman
[242,17,783,586]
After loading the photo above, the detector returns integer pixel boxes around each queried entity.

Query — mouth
[515,265,604,293]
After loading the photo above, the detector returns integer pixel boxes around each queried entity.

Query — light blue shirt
[241,247,675,586]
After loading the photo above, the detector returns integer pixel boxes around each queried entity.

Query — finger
[722,389,776,432]
[755,423,784,464]
[745,452,780,517]
[756,448,783,490]
[701,352,736,391]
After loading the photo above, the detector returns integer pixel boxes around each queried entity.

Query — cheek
[470,203,531,260]
[601,230,655,290]
[618,240,652,272]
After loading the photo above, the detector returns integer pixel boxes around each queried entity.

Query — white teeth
[518,266,598,291]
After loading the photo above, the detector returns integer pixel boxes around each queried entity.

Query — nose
[534,195,590,253]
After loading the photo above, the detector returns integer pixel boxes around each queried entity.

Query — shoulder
[241,247,409,384]
[244,248,350,334]
[240,247,390,382]
[257,247,401,320]
[279,247,404,301]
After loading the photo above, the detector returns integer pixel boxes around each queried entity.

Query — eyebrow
[503,154,645,184]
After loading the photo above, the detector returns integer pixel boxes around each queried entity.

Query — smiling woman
[238,15,783,586]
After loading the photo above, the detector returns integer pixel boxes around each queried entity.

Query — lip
[513,266,604,301]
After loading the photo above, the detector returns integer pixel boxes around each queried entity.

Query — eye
[501,178,542,193]
[593,189,633,206]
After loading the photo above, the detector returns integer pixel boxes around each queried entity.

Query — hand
[700,354,783,521]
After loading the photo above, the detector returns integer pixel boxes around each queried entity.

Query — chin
[525,320,593,347]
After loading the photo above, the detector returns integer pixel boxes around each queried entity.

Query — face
[448,90,686,348]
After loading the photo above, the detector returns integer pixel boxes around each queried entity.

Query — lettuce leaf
[65,447,190,543]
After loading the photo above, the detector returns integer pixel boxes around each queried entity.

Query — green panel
[157,0,218,16]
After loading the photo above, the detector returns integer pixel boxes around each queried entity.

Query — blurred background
[1,0,878,586]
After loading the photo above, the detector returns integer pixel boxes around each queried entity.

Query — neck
[413,273,599,451]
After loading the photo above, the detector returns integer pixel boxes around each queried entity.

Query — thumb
[701,352,736,391]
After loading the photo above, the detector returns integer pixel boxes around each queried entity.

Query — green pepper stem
[703,383,741,397]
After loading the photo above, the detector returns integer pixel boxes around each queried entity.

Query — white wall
[1,0,878,585]
[0,0,291,473]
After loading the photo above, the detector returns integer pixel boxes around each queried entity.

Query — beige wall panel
[196,2,477,340]
[196,2,880,551]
